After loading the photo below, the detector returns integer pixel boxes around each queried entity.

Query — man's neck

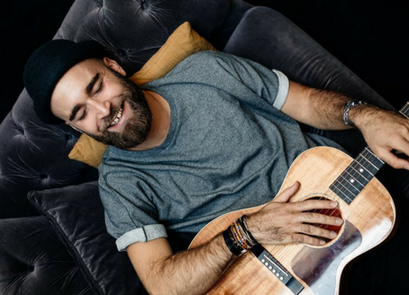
[128,90,171,151]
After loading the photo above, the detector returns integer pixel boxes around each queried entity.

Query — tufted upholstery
[0,216,94,294]
[0,0,252,220]
[0,0,253,293]
[0,0,396,294]
[55,0,252,74]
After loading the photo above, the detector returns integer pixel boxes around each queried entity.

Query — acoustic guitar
[189,103,409,295]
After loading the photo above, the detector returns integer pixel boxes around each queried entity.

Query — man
[24,39,409,295]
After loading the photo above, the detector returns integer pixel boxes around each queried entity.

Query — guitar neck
[330,101,409,204]
[329,147,384,204]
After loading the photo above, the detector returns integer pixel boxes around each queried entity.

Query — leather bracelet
[238,215,258,247]
[342,100,367,127]
[223,228,247,256]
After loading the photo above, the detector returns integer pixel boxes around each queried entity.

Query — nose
[87,98,110,118]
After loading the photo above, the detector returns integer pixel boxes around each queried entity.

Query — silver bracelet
[342,100,367,127]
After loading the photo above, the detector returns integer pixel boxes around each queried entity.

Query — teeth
[110,108,123,126]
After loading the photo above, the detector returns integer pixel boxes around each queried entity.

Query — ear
[103,57,127,76]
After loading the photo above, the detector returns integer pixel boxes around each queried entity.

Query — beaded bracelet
[223,215,259,256]
[238,215,258,247]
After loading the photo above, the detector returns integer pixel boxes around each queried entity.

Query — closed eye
[78,108,88,121]
[94,80,103,95]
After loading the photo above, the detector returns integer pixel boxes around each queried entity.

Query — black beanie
[23,39,108,124]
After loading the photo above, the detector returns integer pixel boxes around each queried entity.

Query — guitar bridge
[251,244,304,295]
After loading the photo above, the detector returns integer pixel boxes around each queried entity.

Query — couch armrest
[223,6,394,110]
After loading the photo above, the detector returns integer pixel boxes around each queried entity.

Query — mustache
[103,102,122,131]
[102,91,130,132]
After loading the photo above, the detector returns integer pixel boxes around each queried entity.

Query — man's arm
[126,183,342,295]
[283,81,409,169]
[127,235,231,295]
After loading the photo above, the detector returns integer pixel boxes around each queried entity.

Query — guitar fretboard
[330,101,409,204]
[329,147,384,204]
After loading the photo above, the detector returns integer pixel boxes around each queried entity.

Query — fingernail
[331,201,338,207]
[320,240,326,245]
[330,231,337,238]
[336,218,343,225]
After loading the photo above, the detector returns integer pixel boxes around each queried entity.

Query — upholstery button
[140,0,146,9]
[117,49,127,57]
[27,265,35,272]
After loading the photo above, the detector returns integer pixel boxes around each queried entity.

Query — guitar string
[275,149,382,256]
[313,148,381,233]
[301,102,406,241]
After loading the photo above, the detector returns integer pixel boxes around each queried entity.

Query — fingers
[376,148,409,170]
[273,181,301,203]
[359,109,409,170]
[248,183,344,246]
[271,209,343,246]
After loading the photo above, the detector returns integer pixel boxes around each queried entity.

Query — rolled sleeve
[116,224,168,252]
[272,69,289,110]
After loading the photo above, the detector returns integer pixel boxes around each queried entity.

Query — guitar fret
[329,185,353,204]
[330,147,384,204]
[338,174,363,194]
[344,168,366,189]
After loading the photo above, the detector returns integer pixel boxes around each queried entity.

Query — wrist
[342,100,368,128]
[222,215,259,256]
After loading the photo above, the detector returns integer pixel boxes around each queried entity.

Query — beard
[87,69,152,150]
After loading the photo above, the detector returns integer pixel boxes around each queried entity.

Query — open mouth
[109,107,123,127]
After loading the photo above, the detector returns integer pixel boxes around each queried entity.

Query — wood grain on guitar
[189,146,396,295]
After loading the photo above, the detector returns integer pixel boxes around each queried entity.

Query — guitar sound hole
[306,196,343,245]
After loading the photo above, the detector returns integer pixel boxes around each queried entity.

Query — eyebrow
[86,73,100,94]
[69,73,100,121]
[69,105,80,122]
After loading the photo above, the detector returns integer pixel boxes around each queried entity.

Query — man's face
[51,58,152,149]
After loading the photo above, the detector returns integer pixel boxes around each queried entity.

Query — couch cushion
[28,182,147,295]
[56,0,232,75]
[0,216,94,295]
[0,92,97,218]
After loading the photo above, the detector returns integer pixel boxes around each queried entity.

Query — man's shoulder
[99,146,132,170]
[182,50,237,66]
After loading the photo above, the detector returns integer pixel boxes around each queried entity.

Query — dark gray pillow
[28,181,147,295]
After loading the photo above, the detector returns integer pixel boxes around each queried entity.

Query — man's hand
[246,182,343,246]
[350,105,409,170]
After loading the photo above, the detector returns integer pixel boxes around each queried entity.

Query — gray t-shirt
[98,51,341,251]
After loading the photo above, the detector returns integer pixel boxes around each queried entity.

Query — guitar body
[189,146,396,295]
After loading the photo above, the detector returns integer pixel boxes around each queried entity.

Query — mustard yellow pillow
[68,22,216,168]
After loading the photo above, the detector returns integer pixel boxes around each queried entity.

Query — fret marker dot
[350,179,355,183]
[359,168,364,173]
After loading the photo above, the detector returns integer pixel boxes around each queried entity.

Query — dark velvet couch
[0,0,403,294]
